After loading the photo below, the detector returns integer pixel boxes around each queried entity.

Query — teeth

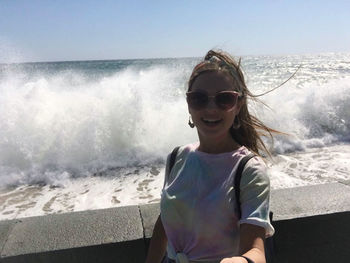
[203,118,221,123]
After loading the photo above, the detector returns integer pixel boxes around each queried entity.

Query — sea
[1,52,350,220]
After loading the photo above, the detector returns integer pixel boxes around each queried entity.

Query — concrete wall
[0,181,349,263]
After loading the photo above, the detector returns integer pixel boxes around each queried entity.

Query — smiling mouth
[201,118,222,125]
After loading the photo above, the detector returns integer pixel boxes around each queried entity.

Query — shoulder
[240,153,269,188]
[237,147,267,173]
[166,143,198,163]
[164,143,198,180]
[244,155,267,174]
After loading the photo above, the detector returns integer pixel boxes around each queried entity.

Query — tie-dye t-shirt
[160,143,274,262]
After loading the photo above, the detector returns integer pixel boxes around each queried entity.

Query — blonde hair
[188,50,282,156]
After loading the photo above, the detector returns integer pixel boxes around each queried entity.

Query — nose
[205,97,219,110]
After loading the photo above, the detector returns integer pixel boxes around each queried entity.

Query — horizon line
[1,50,349,65]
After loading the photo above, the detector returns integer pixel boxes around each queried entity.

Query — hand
[220,256,248,263]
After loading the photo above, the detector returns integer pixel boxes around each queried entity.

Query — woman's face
[188,71,241,143]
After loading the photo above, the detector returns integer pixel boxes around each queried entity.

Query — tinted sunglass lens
[187,92,208,109]
[216,93,236,109]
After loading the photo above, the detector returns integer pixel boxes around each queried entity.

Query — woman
[145,50,277,263]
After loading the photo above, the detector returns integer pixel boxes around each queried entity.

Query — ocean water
[1,53,350,220]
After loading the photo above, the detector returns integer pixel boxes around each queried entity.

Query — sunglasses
[186,90,241,111]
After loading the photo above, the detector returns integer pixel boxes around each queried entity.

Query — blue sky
[1,0,350,62]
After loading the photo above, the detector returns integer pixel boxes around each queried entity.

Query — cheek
[226,114,235,125]
[189,110,201,122]
[231,106,241,119]
[225,111,238,126]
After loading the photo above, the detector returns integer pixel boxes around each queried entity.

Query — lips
[201,118,222,126]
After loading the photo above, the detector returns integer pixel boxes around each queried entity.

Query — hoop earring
[232,116,241,129]
[188,116,195,128]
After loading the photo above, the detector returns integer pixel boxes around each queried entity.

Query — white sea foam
[260,76,350,153]
[0,63,196,186]
[1,144,349,220]
[0,53,350,219]
[1,55,350,187]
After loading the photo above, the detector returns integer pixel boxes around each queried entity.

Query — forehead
[191,71,236,93]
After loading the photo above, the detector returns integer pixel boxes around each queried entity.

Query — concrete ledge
[139,203,160,240]
[270,181,350,220]
[0,182,349,263]
[1,241,144,263]
[1,206,145,263]
[139,203,160,252]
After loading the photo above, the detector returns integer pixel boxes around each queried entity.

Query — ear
[187,100,192,115]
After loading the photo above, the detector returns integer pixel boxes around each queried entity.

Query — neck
[197,133,240,154]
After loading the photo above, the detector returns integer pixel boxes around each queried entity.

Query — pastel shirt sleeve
[162,153,172,188]
[238,157,275,237]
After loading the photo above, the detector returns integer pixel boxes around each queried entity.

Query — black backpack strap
[169,146,180,173]
[234,153,256,219]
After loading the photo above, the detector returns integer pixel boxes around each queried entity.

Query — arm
[222,157,272,263]
[239,223,266,263]
[220,224,266,263]
[145,215,168,263]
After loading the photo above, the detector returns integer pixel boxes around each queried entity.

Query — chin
[197,128,230,141]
